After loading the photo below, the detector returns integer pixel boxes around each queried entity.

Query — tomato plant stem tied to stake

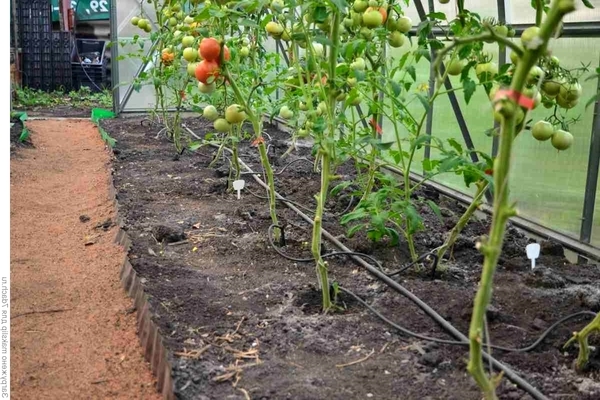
[457,1,576,398]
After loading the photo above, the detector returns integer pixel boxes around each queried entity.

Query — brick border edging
[107,159,176,400]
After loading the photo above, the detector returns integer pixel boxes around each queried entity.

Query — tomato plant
[118,1,593,397]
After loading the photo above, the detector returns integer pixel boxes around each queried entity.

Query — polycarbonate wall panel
[115,0,158,111]
[510,38,597,241]
[508,0,600,24]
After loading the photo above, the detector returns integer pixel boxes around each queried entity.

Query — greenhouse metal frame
[109,0,600,259]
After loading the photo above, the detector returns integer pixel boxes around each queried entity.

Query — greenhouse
[8,0,600,399]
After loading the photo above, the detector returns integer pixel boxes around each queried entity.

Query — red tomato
[199,38,220,62]
[195,60,220,84]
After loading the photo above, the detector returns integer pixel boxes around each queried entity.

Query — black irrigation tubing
[268,224,439,279]
[184,124,546,399]
[338,287,598,352]
[268,225,598,353]
[241,173,548,399]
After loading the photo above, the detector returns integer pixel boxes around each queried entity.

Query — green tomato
[198,82,216,94]
[225,104,247,124]
[299,102,309,111]
[343,18,354,29]
[556,95,579,109]
[168,17,178,27]
[270,0,284,12]
[353,0,369,13]
[187,62,198,77]
[297,129,309,138]
[184,15,194,24]
[527,65,545,85]
[446,58,466,76]
[181,35,195,48]
[312,42,324,58]
[279,105,294,119]
[239,47,250,57]
[214,118,231,133]
[542,79,561,97]
[131,16,140,26]
[350,95,362,106]
[182,47,197,62]
[475,62,498,82]
[439,0,450,3]
[521,26,541,48]
[351,11,363,27]
[266,21,284,37]
[359,27,374,40]
[347,77,357,87]
[559,81,582,102]
[494,25,509,37]
[368,0,379,6]
[363,10,384,28]
[137,19,148,30]
[551,130,573,151]
[388,31,405,48]
[531,120,554,141]
[351,57,366,71]
[396,16,412,33]
[203,105,219,121]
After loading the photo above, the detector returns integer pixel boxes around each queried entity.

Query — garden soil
[10,120,160,400]
[100,116,600,400]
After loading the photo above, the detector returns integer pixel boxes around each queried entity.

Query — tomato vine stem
[451,0,576,397]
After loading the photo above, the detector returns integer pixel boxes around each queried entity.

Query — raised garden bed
[102,115,600,400]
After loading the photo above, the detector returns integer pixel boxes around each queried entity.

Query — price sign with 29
[52,0,110,22]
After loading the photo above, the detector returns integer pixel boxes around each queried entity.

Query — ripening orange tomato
[199,38,220,62]
[195,60,220,84]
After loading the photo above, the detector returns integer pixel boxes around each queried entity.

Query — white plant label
[233,179,245,200]
[526,243,541,270]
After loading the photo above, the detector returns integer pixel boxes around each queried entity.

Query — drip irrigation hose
[182,125,548,399]
[267,224,438,278]
[267,225,598,352]
[339,287,597,352]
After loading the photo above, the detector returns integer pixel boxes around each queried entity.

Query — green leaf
[429,39,445,50]
[412,134,432,150]
[347,224,365,238]
[397,52,410,69]
[447,138,463,154]
[188,141,203,151]
[427,12,447,20]
[405,65,416,82]
[340,209,367,225]
[415,93,430,113]
[582,0,594,9]
[371,139,395,150]
[313,5,329,23]
[426,200,442,221]
[386,228,400,246]
[328,0,348,11]
[18,128,30,142]
[422,158,439,172]
[463,77,477,104]
[331,181,353,196]
[390,81,402,96]
[405,205,423,234]
[585,93,598,109]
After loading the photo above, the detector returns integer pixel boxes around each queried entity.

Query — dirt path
[10,120,160,400]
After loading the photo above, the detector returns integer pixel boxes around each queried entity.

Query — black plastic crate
[72,39,106,65]
[72,63,108,92]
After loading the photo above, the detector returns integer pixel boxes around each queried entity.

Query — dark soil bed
[102,115,600,400]
[13,105,95,118]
